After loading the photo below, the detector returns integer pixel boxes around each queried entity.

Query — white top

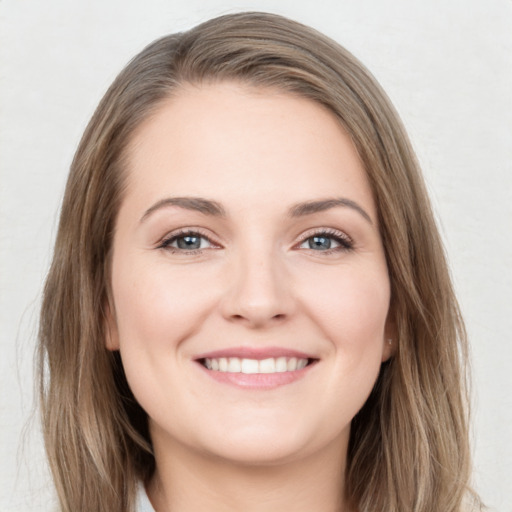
[135,482,156,512]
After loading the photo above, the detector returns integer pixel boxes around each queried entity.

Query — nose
[219,248,294,329]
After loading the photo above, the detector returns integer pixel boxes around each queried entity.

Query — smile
[202,356,309,374]
[195,348,318,389]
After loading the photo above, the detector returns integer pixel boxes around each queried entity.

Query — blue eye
[160,231,214,252]
[306,235,336,250]
[174,234,205,250]
[298,231,352,252]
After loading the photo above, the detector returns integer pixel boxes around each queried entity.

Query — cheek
[111,257,217,353]
[110,259,215,415]
[296,263,390,388]
[301,266,389,343]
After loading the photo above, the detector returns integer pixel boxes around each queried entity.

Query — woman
[38,12,482,512]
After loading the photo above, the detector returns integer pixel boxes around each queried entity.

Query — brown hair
[38,11,481,511]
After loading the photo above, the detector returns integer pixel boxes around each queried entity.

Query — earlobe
[382,314,397,362]
[382,337,395,362]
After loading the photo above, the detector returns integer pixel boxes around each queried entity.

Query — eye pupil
[177,235,201,250]
[309,236,331,250]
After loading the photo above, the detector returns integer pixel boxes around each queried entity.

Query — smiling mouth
[200,357,316,374]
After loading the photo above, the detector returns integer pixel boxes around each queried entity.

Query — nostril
[228,310,288,326]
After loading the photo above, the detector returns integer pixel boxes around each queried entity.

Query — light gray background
[1,1,511,511]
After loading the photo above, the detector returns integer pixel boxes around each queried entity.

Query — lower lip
[196,361,316,389]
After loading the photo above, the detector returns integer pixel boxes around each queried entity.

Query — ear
[104,298,120,351]
[382,311,397,362]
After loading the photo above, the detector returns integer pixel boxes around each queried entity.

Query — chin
[205,441,311,467]
[193,418,350,467]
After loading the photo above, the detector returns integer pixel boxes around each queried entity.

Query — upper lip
[194,346,317,361]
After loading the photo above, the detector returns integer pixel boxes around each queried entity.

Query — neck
[147,435,351,512]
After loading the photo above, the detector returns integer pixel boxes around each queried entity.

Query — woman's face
[108,82,393,465]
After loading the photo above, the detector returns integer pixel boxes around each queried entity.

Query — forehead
[123,82,376,219]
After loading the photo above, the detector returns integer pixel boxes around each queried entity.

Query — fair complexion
[107,82,393,512]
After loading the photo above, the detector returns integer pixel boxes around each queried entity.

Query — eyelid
[294,227,353,252]
[296,227,352,244]
[156,226,353,254]
[157,227,222,252]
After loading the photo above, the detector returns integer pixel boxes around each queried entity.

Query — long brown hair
[38,12,481,511]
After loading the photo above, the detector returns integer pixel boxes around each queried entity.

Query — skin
[107,82,393,511]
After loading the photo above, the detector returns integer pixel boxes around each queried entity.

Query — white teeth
[288,357,297,371]
[259,358,275,373]
[241,359,259,374]
[297,358,308,370]
[203,356,310,373]
[228,357,241,372]
[275,357,287,372]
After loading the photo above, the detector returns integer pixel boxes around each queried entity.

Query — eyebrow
[140,197,227,222]
[288,198,373,224]
[140,196,372,224]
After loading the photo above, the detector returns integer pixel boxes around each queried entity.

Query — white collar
[136,481,156,512]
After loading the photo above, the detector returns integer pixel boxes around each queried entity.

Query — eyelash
[158,228,218,254]
[295,228,353,254]
[158,228,353,255]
